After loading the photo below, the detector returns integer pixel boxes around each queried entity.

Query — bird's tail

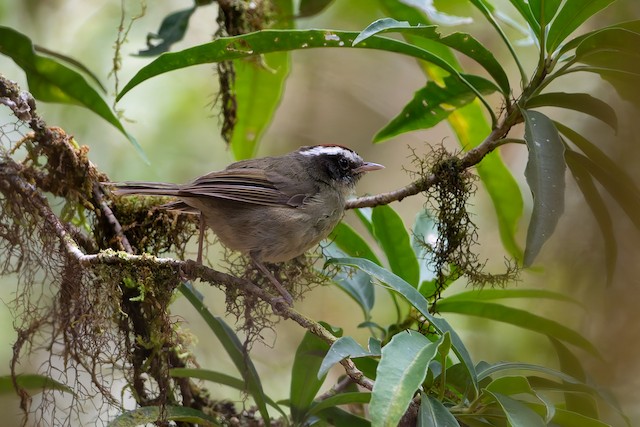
[105,181,181,197]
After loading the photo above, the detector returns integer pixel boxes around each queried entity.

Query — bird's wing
[180,168,309,207]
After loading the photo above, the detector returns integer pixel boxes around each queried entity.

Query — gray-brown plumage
[109,145,383,304]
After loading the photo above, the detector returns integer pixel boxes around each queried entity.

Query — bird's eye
[338,157,350,170]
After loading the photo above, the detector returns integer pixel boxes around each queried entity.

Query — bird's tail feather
[106,182,181,197]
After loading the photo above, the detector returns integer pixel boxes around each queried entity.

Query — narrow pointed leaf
[370,332,444,427]
[330,221,381,265]
[441,288,580,305]
[353,17,510,94]
[0,374,74,396]
[525,92,617,131]
[108,406,220,426]
[137,7,196,56]
[436,299,600,357]
[298,0,335,17]
[374,74,498,142]
[522,110,566,266]
[529,0,562,27]
[547,0,617,52]
[565,150,617,285]
[308,392,371,416]
[505,0,541,33]
[0,26,143,159]
[290,330,330,423]
[179,283,270,423]
[372,205,420,287]
[418,392,459,427]
[327,257,478,395]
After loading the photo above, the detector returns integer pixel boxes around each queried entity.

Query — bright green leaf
[525,92,617,131]
[522,109,566,266]
[330,221,381,265]
[529,0,562,27]
[547,0,617,52]
[442,288,581,306]
[487,375,536,396]
[505,0,541,34]
[436,299,600,357]
[418,392,459,427]
[372,205,420,287]
[370,332,444,427]
[0,26,143,160]
[107,405,220,426]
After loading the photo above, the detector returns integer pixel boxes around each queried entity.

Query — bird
[108,144,384,304]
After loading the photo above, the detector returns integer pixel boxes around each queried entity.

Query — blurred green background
[1,0,639,425]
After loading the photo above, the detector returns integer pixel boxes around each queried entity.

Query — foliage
[0,0,638,426]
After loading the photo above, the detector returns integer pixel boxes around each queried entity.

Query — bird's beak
[354,162,384,173]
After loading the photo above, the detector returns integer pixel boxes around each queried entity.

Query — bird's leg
[250,254,294,306]
[196,214,205,264]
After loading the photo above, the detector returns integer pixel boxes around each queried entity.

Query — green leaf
[0,374,74,396]
[169,368,285,416]
[231,0,293,159]
[564,149,617,286]
[521,110,566,266]
[435,299,600,357]
[525,92,617,131]
[549,338,599,419]
[418,392,459,427]
[477,361,582,382]
[290,327,332,423]
[308,391,371,416]
[370,331,444,427]
[485,391,546,427]
[107,406,220,427]
[487,375,536,396]
[353,17,510,94]
[547,0,617,52]
[179,283,271,423]
[505,0,541,34]
[528,0,562,27]
[565,149,640,230]
[314,406,371,427]
[0,26,144,160]
[411,210,437,284]
[374,74,498,142]
[441,288,580,306]
[326,257,478,396]
[319,336,381,378]
[372,205,420,287]
[550,408,612,427]
[330,221,381,265]
[137,7,196,56]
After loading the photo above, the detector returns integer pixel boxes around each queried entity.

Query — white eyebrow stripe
[300,146,361,162]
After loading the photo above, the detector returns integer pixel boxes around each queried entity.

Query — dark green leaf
[326,257,478,396]
[374,74,498,142]
[522,110,566,266]
[298,0,335,17]
[436,299,600,357]
[549,338,599,419]
[565,149,640,230]
[372,205,420,287]
[525,92,617,131]
[308,391,371,416]
[313,406,371,427]
[505,0,541,33]
[179,283,271,423]
[0,374,74,396]
[0,26,143,159]
[485,391,546,427]
[547,0,617,52]
[565,149,617,286]
[290,327,332,423]
[550,408,612,427]
[116,29,492,117]
[329,221,381,265]
[418,392,459,427]
[353,17,509,94]
[441,288,580,306]
[318,336,380,378]
[370,332,444,427]
[137,7,196,56]
[107,405,220,426]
